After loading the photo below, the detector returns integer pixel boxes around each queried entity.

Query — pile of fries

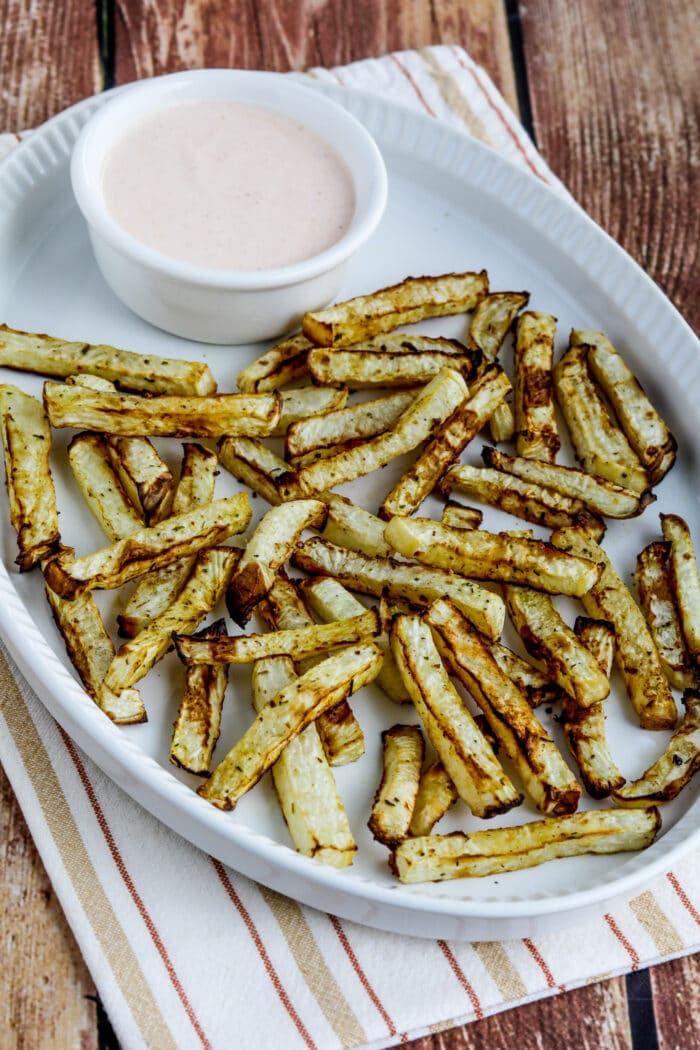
[0,267,698,886]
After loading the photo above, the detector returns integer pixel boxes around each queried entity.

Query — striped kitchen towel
[0,45,698,1050]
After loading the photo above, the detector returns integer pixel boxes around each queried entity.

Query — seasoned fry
[554,343,648,493]
[198,643,383,809]
[285,390,414,464]
[467,291,529,360]
[385,516,601,597]
[174,606,381,666]
[613,690,700,806]
[104,547,238,693]
[257,574,365,766]
[68,433,144,541]
[390,808,660,883]
[348,334,472,355]
[45,583,145,724]
[489,401,515,443]
[44,492,251,599]
[391,614,522,818]
[368,725,425,847]
[513,311,560,461]
[302,271,489,347]
[635,541,696,690]
[482,446,653,519]
[0,323,217,395]
[489,642,564,708]
[271,386,348,436]
[562,617,625,799]
[237,332,313,393]
[226,499,327,626]
[441,502,483,531]
[250,655,356,866]
[504,585,610,707]
[118,443,219,636]
[279,368,469,499]
[170,620,229,775]
[426,598,581,815]
[307,346,482,388]
[550,527,677,730]
[292,537,505,641]
[44,382,281,438]
[439,461,605,535]
[320,493,391,557]
[409,761,458,836]
[300,576,409,704]
[575,330,677,483]
[218,436,287,505]
[380,364,510,518]
[0,384,61,570]
[661,514,700,666]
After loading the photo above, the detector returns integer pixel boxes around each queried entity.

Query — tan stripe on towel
[0,662,179,1050]
[418,47,493,145]
[472,941,528,1000]
[258,885,368,1048]
[629,891,685,956]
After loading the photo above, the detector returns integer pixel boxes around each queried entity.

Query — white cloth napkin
[0,45,698,1050]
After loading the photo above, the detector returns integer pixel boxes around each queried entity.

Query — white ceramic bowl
[70,70,387,344]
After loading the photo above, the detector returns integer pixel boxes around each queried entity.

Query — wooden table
[1,2,698,1047]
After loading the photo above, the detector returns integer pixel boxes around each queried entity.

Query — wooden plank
[0,0,101,129]
[0,762,98,1050]
[114,0,518,110]
[651,954,700,1049]
[519,0,700,333]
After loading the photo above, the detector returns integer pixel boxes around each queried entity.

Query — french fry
[513,311,560,462]
[0,384,61,570]
[302,270,489,347]
[218,436,287,505]
[198,642,383,809]
[661,514,700,667]
[390,808,660,883]
[271,386,348,436]
[300,576,409,704]
[562,617,625,799]
[384,516,601,597]
[482,446,653,519]
[237,333,313,393]
[225,499,327,626]
[635,541,696,690]
[441,502,483,531]
[285,390,414,464]
[391,614,522,818]
[489,642,564,708]
[44,492,251,599]
[174,607,381,666]
[613,690,700,806]
[368,725,425,847]
[0,323,217,395]
[250,655,356,866]
[170,620,229,775]
[489,401,515,443]
[44,382,282,439]
[292,537,505,641]
[379,364,510,518]
[575,330,677,483]
[118,443,219,636]
[550,527,677,730]
[426,598,582,815]
[320,493,391,557]
[439,461,605,536]
[409,761,458,836]
[504,585,610,707]
[68,433,144,542]
[467,291,529,360]
[554,342,649,493]
[279,368,469,499]
[307,346,482,388]
[104,547,238,693]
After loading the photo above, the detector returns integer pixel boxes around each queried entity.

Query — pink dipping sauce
[101,101,356,271]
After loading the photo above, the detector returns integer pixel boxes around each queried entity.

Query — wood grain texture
[519,0,700,333]
[0,762,98,1050]
[0,0,101,129]
[114,0,518,110]
[652,954,700,1050]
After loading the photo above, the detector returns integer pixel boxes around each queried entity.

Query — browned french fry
[320,494,391,557]
[106,436,174,520]
[271,386,348,435]
[513,311,560,462]
[613,690,700,806]
[217,436,287,505]
[68,432,144,542]
[170,619,229,775]
[489,642,564,708]
[368,725,425,847]
[285,390,415,465]
[441,502,483,531]
[635,541,696,690]
[408,761,458,836]
[307,346,482,388]
[467,291,529,360]
[661,514,700,667]
[237,333,313,393]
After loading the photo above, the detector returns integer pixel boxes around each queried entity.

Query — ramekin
[70,70,388,344]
